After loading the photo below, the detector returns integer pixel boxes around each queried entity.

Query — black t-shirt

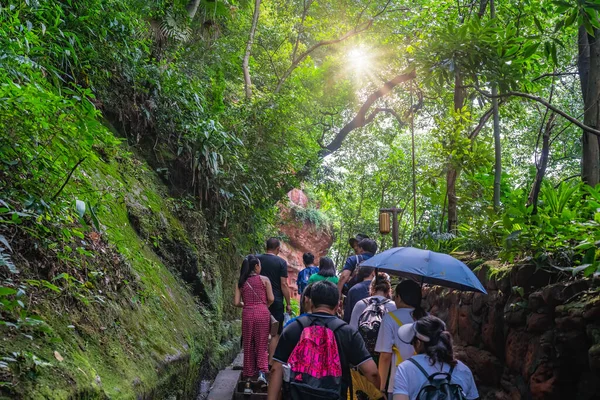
[273,313,372,392]
[258,253,288,302]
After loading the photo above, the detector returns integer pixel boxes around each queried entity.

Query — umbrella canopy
[360,247,487,294]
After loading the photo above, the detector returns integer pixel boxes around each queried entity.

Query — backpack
[285,315,349,400]
[298,266,319,292]
[344,255,364,295]
[409,358,467,400]
[357,298,391,355]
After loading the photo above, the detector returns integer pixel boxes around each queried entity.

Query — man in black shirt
[267,281,380,399]
[258,238,291,365]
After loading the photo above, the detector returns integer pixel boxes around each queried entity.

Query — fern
[160,13,192,42]
[0,235,18,274]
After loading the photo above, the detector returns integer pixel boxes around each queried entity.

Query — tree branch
[257,39,280,81]
[319,68,417,156]
[466,99,504,140]
[291,0,314,62]
[51,158,86,201]
[274,20,374,94]
[473,88,600,136]
[554,174,580,188]
[531,71,578,82]
[243,0,261,100]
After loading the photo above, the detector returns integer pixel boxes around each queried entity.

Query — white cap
[398,322,431,344]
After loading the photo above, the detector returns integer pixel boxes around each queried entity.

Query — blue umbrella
[360,247,487,294]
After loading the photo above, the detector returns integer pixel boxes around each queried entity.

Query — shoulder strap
[389,312,403,326]
[448,364,455,377]
[245,280,267,305]
[408,358,430,380]
[325,318,353,400]
[295,315,314,330]
[324,316,346,333]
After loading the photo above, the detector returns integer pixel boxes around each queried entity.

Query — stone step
[207,369,241,400]
[230,351,244,370]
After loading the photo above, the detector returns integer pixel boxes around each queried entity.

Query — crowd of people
[235,236,479,400]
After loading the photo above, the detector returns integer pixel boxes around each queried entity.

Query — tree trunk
[446,70,466,233]
[527,113,555,214]
[492,85,501,209]
[186,0,201,19]
[490,0,501,209]
[243,0,261,100]
[579,26,600,186]
[446,168,459,233]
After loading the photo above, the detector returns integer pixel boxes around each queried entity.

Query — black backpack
[409,358,467,400]
[357,297,391,355]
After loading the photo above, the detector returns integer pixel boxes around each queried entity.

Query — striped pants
[242,304,270,377]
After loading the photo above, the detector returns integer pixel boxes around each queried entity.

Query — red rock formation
[276,189,333,299]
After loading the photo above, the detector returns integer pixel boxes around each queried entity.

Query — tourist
[348,233,368,255]
[392,315,479,400]
[375,280,426,396]
[308,256,339,285]
[349,272,396,329]
[234,255,275,385]
[337,237,377,296]
[284,283,313,328]
[258,238,292,365]
[343,265,375,323]
[297,252,318,295]
[267,281,380,400]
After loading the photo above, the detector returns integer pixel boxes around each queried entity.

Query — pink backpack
[285,316,347,399]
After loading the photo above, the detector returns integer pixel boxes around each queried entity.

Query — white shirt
[374,308,416,392]
[393,354,479,400]
[349,295,397,329]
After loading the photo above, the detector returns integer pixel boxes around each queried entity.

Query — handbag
[246,279,280,336]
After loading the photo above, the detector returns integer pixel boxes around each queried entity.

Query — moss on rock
[0,143,240,399]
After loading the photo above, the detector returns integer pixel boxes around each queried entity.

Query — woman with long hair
[234,255,274,384]
[393,315,478,400]
[374,280,427,396]
[349,272,396,329]
[308,256,339,284]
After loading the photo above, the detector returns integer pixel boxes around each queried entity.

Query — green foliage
[290,298,300,317]
[0,0,598,395]
[496,182,600,273]
[291,206,331,229]
[0,234,17,275]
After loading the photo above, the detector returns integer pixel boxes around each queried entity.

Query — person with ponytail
[349,272,396,329]
[234,255,275,385]
[374,280,427,396]
[393,315,479,400]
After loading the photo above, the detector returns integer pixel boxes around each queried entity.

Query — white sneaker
[257,371,268,387]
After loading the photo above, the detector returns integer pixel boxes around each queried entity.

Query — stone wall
[422,260,600,400]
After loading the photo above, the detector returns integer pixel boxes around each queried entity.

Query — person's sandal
[243,379,253,395]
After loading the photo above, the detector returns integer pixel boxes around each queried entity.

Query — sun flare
[347,47,370,72]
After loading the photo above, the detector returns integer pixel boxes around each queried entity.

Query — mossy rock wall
[0,144,241,399]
